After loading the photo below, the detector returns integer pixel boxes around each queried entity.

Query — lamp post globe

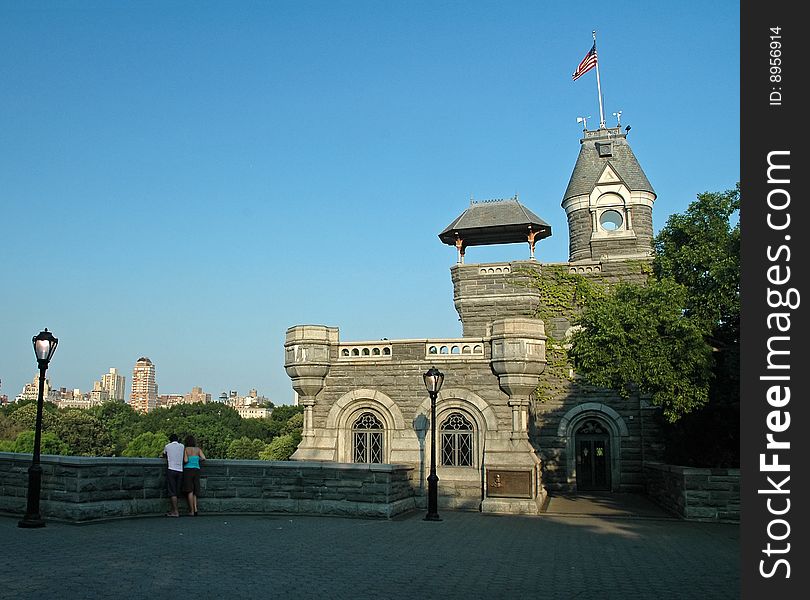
[18,328,58,529]
[423,366,444,522]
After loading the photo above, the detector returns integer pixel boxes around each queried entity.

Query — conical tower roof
[562,127,655,202]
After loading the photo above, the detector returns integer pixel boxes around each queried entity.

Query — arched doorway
[575,419,611,491]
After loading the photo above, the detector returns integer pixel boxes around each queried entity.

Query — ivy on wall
[512,262,651,403]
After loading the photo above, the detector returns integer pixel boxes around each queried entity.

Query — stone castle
[284,126,663,515]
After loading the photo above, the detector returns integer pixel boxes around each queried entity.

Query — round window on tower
[599,210,623,231]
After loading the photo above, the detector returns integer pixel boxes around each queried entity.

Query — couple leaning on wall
[161,433,207,517]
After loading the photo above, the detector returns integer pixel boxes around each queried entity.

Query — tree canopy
[0,400,304,461]
[568,279,713,421]
[122,431,169,458]
[654,184,740,343]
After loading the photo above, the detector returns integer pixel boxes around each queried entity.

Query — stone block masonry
[0,453,415,522]
[644,462,740,522]
[451,260,543,337]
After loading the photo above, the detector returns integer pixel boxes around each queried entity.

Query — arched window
[352,412,384,463]
[440,412,473,467]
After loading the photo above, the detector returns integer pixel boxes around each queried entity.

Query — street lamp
[18,328,58,528]
[423,366,444,522]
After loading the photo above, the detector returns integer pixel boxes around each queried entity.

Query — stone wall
[629,205,654,253]
[0,453,415,522]
[451,261,542,337]
[566,208,593,262]
[533,378,663,493]
[644,462,740,522]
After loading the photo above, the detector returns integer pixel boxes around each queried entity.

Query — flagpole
[593,30,605,128]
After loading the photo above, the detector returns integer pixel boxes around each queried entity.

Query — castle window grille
[441,412,473,467]
[352,412,384,463]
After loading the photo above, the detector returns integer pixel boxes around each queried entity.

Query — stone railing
[337,343,393,360]
[644,462,740,522]
[333,338,490,362]
[0,452,415,522]
[425,339,486,358]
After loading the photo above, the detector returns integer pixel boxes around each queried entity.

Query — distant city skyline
[5,364,277,406]
[0,2,740,405]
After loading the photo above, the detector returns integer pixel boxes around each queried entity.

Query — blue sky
[0,1,739,404]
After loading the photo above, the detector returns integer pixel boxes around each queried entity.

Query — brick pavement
[0,508,739,600]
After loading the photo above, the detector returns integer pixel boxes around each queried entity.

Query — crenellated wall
[0,453,415,522]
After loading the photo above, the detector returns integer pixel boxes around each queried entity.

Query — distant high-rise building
[184,386,211,404]
[156,393,185,409]
[89,381,109,405]
[101,368,126,402]
[130,357,157,413]
[17,373,50,403]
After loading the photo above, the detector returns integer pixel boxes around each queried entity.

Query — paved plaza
[1,494,738,600]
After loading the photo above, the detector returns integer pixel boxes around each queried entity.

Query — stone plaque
[486,469,533,499]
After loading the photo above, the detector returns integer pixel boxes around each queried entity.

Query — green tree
[89,401,142,455]
[653,184,740,343]
[283,412,304,435]
[269,405,304,424]
[259,433,300,461]
[237,416,283,442]
[54,411,116,456]
[569,280,714,422]
[0,413,25,443]
[651,185,741,466]
[12,430,69,455]
[122,431,169,458]
[8,402,62,432]
[137,403,242,458]
[226,437,266,460]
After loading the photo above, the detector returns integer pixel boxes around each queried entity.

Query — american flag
[572,43,598,81]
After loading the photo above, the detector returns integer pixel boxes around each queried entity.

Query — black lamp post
[18,328,58,529]
[423,366,444,522]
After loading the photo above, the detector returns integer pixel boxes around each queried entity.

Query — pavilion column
[455,236,466,264]
[527,227,538,259]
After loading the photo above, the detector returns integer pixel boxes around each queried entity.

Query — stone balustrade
[0,452,415,522]
[333,338,489,362]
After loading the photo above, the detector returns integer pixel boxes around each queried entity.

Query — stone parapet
[0,453,415,522]
[451,260,543,337]
[643,462,740,522]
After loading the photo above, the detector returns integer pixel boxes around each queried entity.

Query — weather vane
[576,116,590,131]
[612,110,622,127]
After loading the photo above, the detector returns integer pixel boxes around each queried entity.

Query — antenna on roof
[576,116,590,131]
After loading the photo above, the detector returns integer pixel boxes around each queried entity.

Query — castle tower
[438,197,551,337]
[562,127,656,263]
